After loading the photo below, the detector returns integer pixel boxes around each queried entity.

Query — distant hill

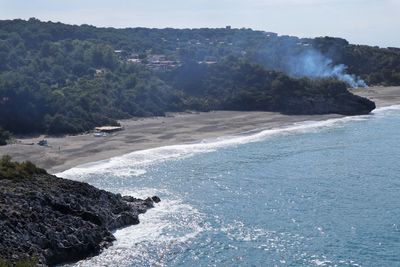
[0,18,390,137]
[2,18,398,84]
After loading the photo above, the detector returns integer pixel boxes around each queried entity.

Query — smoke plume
[287,49,367,88]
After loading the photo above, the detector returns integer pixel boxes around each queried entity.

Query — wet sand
[1,86,399,174]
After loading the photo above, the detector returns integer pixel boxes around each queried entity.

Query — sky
[0,0,399,48]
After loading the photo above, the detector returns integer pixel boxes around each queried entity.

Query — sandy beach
[1,86,399,174]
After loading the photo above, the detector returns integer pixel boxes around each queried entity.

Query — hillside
[0,18,394,137]
[2,18,399,84]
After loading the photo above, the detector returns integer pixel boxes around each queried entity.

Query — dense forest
[161,57,375,115]
[0,18,398,140]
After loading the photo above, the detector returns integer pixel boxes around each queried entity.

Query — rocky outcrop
[279,92,376,115]
[0,173,160,266]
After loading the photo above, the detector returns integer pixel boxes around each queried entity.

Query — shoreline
[1,86,400,174]
[0,160,160,266]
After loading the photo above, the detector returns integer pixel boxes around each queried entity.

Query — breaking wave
[57,112,382,180]
[60,105,400,267]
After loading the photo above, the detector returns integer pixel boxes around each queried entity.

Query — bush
[0,257,37,267]
[0,155,47,180]
[0,127,10,146]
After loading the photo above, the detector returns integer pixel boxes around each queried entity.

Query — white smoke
[287,49,367,88]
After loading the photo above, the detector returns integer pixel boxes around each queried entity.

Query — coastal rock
[152,196,161,203]
[279,92,376,115]
[0,173,160,266]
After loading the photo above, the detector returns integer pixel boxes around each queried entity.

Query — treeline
[1,18,399,84]
[0,35,182,134]
[161,58,375,115]
[0,18,390,139]
[310,37,400,85]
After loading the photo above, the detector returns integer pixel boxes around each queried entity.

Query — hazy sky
[1,0,399,47]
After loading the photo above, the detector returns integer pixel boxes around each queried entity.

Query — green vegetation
[310,37,400,85]
[0,258,37,267]
[0,128,10,146]
[0,155,47,179]
[161,58,356,112]
[167,58,375,115]
[0,18,396,137]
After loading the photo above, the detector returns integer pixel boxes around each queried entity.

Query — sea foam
[61,106,400,267]
[61,111,375,266]
[68,188,206,267]
[57,112,381,180]
[372,104,400,114]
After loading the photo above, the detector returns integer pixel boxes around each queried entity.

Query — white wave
[57,114,376,179]
[372,104,400,114]
[70,189,205,267]
[58,107,400,266]
[311,258,332,266]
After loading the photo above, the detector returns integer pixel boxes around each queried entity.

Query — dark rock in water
[152,196,161,203]
[0,173,160,266]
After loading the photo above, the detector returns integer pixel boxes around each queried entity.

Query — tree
[0,127,10,145]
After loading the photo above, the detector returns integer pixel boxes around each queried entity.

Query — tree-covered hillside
[0,18,392,138]
[161,57,375,115]
[1,18,399,85]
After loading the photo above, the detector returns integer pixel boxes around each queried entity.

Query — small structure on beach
[93,132,108,137]
[37,139,48,146]
[94,126,123,133]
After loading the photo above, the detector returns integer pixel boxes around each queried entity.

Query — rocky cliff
[279,92,376,115]
[0,166,160,266]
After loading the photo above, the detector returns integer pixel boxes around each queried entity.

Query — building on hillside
[127,58,141,63]
[127,53,141,63]
[95,69,106,76]
[145,55,180,71]
[148,54,167,63]
[199,56,218,65]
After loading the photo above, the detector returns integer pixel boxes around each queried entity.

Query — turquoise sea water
[60,106,400,267]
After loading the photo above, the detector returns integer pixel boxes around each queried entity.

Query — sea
[59,105,400,267]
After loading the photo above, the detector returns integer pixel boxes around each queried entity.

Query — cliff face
[0,173,160,266]
[278,92,376,115]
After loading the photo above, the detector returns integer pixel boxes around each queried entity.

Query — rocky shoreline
[0,164,160,266]
[279,91,376,115]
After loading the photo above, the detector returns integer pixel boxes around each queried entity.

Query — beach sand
[1,86,399,174]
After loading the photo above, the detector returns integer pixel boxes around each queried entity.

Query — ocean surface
[60,105,400,267]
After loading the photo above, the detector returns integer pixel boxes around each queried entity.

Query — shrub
[0,258,38,267]
[0,127,10,146]
[0,155,47,180]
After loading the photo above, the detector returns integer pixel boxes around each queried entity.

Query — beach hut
[94,126,123,133]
